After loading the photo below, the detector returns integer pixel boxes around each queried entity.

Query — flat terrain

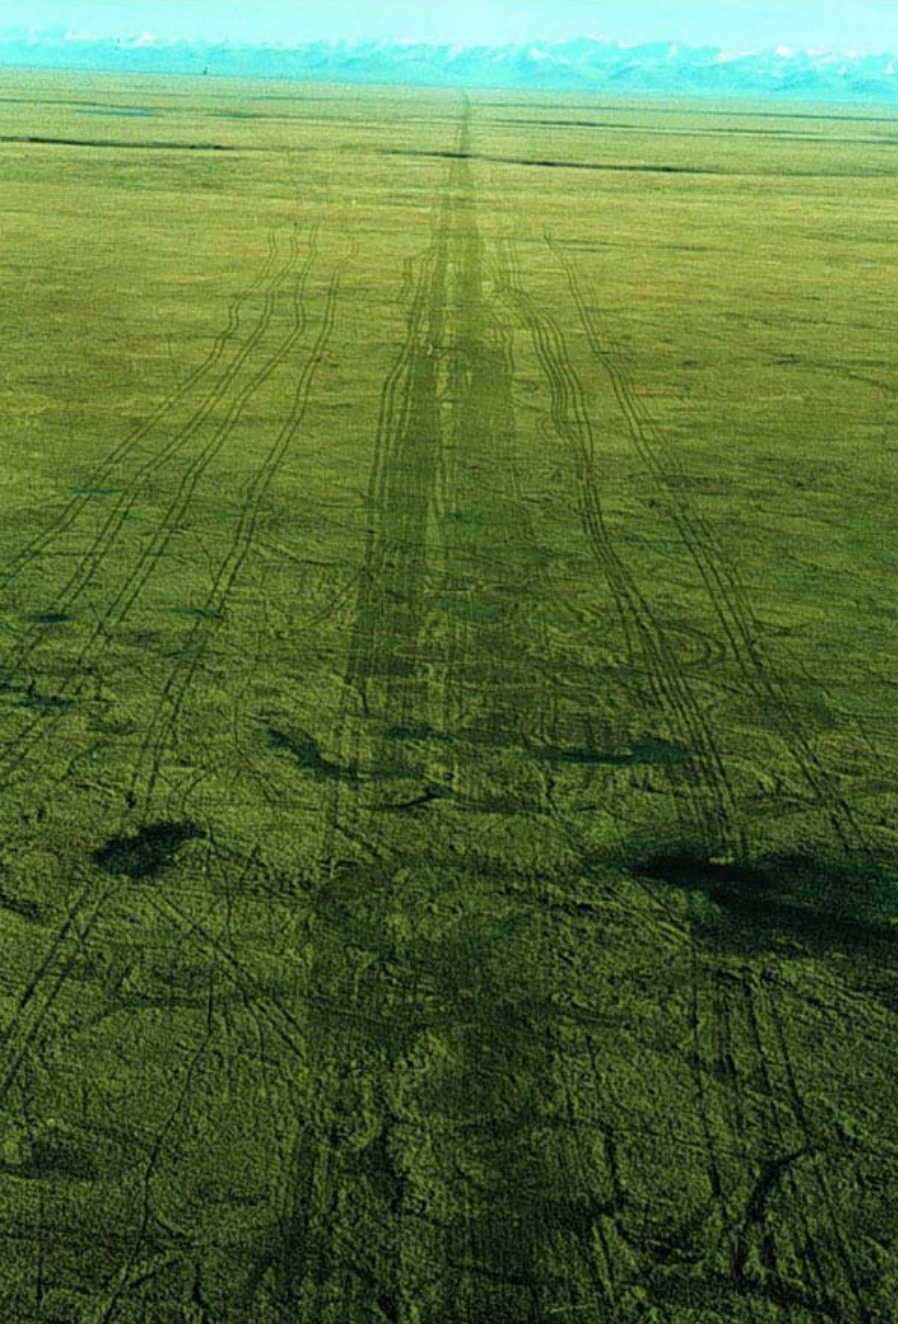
[2,71,898,1322]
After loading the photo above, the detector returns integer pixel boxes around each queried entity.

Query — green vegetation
[1,69,897,1322]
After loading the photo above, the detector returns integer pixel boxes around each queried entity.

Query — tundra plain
[1,72,898,1322]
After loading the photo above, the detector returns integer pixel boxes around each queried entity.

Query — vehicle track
[436,139,556,795]
[43,228,297,615]
[493,236,741,857]
[422,126,601,1320]
[759,982,873,1321]
[0,870,118,1113]
[0,225,316,786]
[490,227,803,1320]
[262,104,599,1322]
[322,208,449,862]
[0,227,280,594]
[257,132,457,1324]
[547,237,884,1316]
[0,225,328,1133]
[377,105,682,1323]
[547,235,870,858]
[91,972,218,1324]
[133,262,343,816]
[734,976,834,1308]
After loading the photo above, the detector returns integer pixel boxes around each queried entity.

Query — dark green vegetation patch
[93,821,205,878]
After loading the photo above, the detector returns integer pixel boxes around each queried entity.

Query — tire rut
[0,228,280,594]
[0,227,335,1133]
[547,234,870,858]
[132,259,344,817]
[493,236,740,857]
[546,236,883,1317]
[0,224,315,787]
[263,103,600,1323]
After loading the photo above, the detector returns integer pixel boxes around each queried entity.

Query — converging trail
[248,100,624,1324]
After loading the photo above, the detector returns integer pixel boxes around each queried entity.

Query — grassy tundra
[1,70,897,1322]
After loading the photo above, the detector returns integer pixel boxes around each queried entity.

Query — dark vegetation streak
[252,116,461,1322]
[267,726,342,778]
[378,147,897,178]
[257,101,610,1321]
[0,889,41,923]
[486,117,898,145]
[535,737,691,768]
[0,134,234,151]
[637,850,898,956]
[478,99,898,125]
[378,148,718,174]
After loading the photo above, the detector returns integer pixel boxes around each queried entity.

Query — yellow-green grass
[1,69,897,1322]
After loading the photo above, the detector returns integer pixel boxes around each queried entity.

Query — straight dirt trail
[247,101,624,1324]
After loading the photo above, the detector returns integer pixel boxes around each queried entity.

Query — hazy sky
[2,1,897,53]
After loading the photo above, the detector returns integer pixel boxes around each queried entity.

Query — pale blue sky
[2,1,897,54]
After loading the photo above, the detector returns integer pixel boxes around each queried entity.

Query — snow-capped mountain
[1,28,897,103]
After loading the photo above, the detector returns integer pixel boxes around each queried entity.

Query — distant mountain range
[2,28,898,103]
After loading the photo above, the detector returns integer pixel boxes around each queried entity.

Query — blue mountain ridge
[2,29,898,103]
